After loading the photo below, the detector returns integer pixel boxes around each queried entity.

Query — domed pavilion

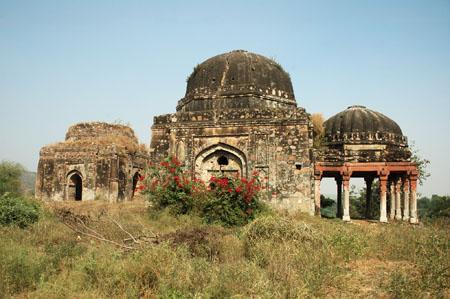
[314,105,418,223]
[151,50,315,212]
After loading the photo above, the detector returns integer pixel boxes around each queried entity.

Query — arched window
[194,143,247,181]
[217,155,229,166]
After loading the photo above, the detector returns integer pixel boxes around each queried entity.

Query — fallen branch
[76,217,105,239]
[108,217,138,244]
[62,222,134,250]
[55,207,160,251]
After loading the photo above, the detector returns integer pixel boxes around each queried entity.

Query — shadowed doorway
[68,173,82,201]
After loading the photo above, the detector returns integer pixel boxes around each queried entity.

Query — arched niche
[67,171,83,201]
[194,143,247,181]
[132,171,141,198]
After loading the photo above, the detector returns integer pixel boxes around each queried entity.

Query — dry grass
[0,199,448,298]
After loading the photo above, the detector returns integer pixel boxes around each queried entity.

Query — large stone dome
[176,50,297,112]
[324,105,407,146]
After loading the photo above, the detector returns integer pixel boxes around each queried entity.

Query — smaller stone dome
[64,122,139,150]
[324,105,407,146]
[65,122,137,143]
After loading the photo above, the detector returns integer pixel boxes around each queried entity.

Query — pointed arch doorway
[67,172,82,201]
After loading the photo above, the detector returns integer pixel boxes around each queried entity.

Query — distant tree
[311,113,325,148]
[0,161,24,196]
[348,182,381,220]
[320,195,336,218]
[410,141,430,185]
[418,195,450,219]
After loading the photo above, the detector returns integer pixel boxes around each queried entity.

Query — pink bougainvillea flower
[171,156,181,166]
[218,178,229,188]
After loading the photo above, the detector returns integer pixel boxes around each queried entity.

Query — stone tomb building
[36,50,418,223]
[35,122,148,202]
[150,50,315,212]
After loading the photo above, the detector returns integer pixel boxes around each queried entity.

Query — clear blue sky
[1,0,449,196]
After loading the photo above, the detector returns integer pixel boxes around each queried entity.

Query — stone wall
[150,107,315,214]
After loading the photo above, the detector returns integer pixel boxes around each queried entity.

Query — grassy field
[0,197,448,298]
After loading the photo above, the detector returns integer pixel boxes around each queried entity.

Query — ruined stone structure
[314,105,418,223]
[36,122,148,202]
[36,50,419,223]
[150,50,315,212]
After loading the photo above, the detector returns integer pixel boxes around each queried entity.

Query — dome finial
[347,105,366,109]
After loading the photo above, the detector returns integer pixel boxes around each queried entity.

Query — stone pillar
[410,178,418,224]
[364,176,374,219]
[314,177,321,217]
[379,177,388,223]
[109,157,119,202]
[395,178,402,220]
[389,180,396,220]
[403,178,410,221]
[342,176,351,222]
[336,177,343,218]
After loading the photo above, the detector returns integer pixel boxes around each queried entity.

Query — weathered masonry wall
[150,107,315,213]
[36,122,149,202]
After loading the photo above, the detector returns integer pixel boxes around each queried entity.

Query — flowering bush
[142,157,206,215]
[141,156,266,226]
[203,172,265,226]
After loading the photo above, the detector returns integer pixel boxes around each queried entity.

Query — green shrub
[0,193,40,228]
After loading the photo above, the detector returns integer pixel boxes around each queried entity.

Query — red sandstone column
[410,178,418,224]
[314,176,322,217]
[395,178,402,220]
[379,177,388,222]
[342,175,351,221]
[403,178,410,221]
[389,180,395,220]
